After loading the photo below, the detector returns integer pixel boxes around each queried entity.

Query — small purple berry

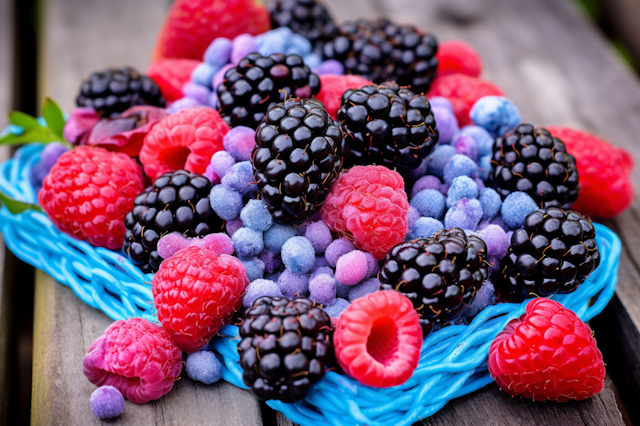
[90,386,124,419]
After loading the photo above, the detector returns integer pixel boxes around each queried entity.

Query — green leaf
[42,98,66,138]
[9,111,41,131]
[0,190,42,214]
[0,127,60,146]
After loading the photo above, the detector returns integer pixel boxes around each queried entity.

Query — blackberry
[338,82,438,174]
[123,170,223,273]
[493,207,600,301]
[238,296,335,402]
[489,124,580,209]
[253,98,344,225]
[270,0,337,55]
[323,19,438,93]
[216,53,321,129]
[76,67,165,118]
[378,228,488,336]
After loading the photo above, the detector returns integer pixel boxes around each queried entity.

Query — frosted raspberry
[152,246,248,352]
[436,40,483,78]
[427,73,504,126]
[489,298,605,402]
[146,58,200,102]
[83,318,182,404]
[321,166,409,260]
[140,107,229,181]
[333,291,423,388]
[315,74,371,120]
[38,146,144,250]
[548,126,634,218]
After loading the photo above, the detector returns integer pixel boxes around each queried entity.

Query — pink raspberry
[436,40,483,78]
[152,246,248,352]
[140,107,229,181]
[83,318,182,404]
[321,166,409,260]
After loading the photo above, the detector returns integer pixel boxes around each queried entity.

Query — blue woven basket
[0,143,621,426]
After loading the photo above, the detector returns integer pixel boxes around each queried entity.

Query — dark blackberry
[123,170,223,273]
[238,296,335,402]
[378,228,488,336]
[338,82,438,174]
[270,0,338,55]
[216,53,321,129]
[76,67,165,118]
[253,98,344,225]
[323,19,438,93]
[493,207,600,301]
[489,124,580,209]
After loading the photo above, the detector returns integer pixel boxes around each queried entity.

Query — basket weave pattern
[0,143,621,426]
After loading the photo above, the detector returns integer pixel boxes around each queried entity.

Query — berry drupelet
[253,98,344,225]
[76,67,165,118]
[123,170,223,273]
[323,19,438,93]
[338,82,438,174]
[378,228,489,336]
[489,124,580,209]
[216,53,321,129]
[270,0,337,55]
[238,296,335,402]
[493,207,600,300]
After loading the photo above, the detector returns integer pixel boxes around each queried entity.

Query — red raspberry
[488,298,605,402]
[140,107,229,181]
[316,74,371,120]
[548,126,634,219]
[436,40,483,78]
[321,166,409,260]
[333,291,423,388]
[147,59,200,102]
[38,146,144,250]
[153,0,270,61]
[152,246,249,353]
[427,73,504,126]
[83,318,182,404]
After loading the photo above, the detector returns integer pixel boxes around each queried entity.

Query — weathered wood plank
[0,0,14,423]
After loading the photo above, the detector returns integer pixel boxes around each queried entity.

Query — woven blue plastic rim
[0,142,621,426]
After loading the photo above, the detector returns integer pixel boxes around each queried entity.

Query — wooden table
[4,0,640,424]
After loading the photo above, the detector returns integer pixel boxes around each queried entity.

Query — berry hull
[0,142,621,426]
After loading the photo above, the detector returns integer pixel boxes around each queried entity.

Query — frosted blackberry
[270,0,337,55]
[493,207,600,300]
[379,228,488,336]
[238,296,335,402]
[123,170,223,273]
[338,82,438,174]
[489,124,580,209]
[323,19,438,93]
[253,98,344,225]
[216,53,321,129]
[76,67,165,117]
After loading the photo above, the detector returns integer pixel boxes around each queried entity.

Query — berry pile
[17,1,626,412]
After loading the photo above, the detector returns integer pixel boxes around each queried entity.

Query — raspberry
[436,40,483,78]
[152,246,249,353]
[488,298,605,402]
[548,126,634,218]
[83,318,182,404]
[321,166,409,260]
[146,58,200,102]
[140,107,229,181]
[333,291,423,388]
[38,147,144,250]
[427,73,504,126]
[152,0,271,61]
[315,74,371,120]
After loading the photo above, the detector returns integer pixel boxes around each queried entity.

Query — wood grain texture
[32,0,635,424]
[0,0,14,422]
